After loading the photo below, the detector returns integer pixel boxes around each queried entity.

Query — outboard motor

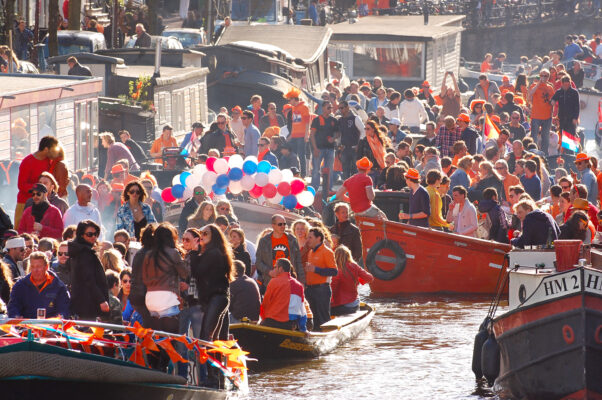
[481,331,500,387]
[472,317,491,379]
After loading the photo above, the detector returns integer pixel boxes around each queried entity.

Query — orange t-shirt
[306,244,336,286]
[150,136,178,163]
[480,61,491,73]
[290,102,311,139]
[529,82,555,120]
[503,174,521,201]
[271,234,291,266]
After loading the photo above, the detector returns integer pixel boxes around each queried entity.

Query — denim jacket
[116,202,156,237]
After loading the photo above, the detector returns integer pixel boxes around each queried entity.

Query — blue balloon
[212,183,227,195]
[228,167,243,181]
[216,174,230,188]
[282,194,298,209]
[172,184,185,198]
[270,165,277,170]
[257,160,271,174]
[307,186,316,196]
[179,171,191,186]
[243,160,257,175]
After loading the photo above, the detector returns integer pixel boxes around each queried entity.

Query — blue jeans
[311,148,335,193]
[177,305,204,379]
[288,137,307,177]
[341,146,357,180]
[531,118,552,156]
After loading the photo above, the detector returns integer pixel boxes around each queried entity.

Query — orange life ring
[562,325,574,344]
[595,325,602,344]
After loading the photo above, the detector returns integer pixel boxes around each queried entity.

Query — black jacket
[552,87,580,123]
[124,139,147,165]
[511,210,560,249]
[69,237,108,319]
[478,199,509,244]
[190,247,230,304]
[330,221,363,262]
[200,129,238,155]
[233,245,252,276]
[179,198,200,235]
[68,63,92,77]
[469,175,505,203]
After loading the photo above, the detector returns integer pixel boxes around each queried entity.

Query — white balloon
[172,174,181,186]
[297,191,315,207]
[214,158,229,175]
[268,193,283,204]
[244,155,258,165]
[229,180,243,195]
[201,171,217,188]
[185,173,198,188]
[281,169,294,182]
[193,163,207,175]
[228,154,244,169]
[240,174,255,191]
[255,172,269,187]
[268,169,283,185]
[183,186,194,200]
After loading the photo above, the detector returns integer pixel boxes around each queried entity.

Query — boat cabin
[328,15,464,91]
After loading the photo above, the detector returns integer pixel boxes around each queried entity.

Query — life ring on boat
[595,325,602,344]
[562,325,575,344]
[365,239,406,281]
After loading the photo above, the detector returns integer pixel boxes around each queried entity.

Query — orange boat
[356,216,512,295]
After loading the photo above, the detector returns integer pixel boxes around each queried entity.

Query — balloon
[297,191,315,207]
[244,155,258,164]
[228,167,243,181]
[216,174,230,188]
[281,169,294,182]
[277,181,291,196]
[282,194,298,209]
[172,184,185,198]
[212,183,227,195]
[214,158,229,175]
[161,187,176,203]
[255,172,269,187]
[307,186,316,196]
[185,173,200,189]
[295,203,303,209]
[290,179,305,195]
[271,165,278,170]
[267,193,283,204]
[193,163,207,175]
[268,169,282,185]
[249,185,263,198]
[229,180,243,195]
[263,183,277,198]
[257,160,271,174]
[241,174,255,191]
[228,154,244,169]
[172,174,181,186]
[206,157,217,172]
[183,186,194,199]
[201,171,217,188]
[179,171,192,186]
[242,160,257,175]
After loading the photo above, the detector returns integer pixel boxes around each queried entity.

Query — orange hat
[470,99,485,112]
[111,182,124,191]
[457,113,470,123]
[231,105,242,114]
[283,87,302,100]
[422,81,430,87]
[491,115,501,123]
[332,79,340,85]
[502,75,510,82]
[361,82,371,88]
[404,168,420,181]
[356,157,373,171]
[283,104,292,112]
[573,198,589,211]
[111,164,125,174]
[81,174,96,187]
[575,153,590,162]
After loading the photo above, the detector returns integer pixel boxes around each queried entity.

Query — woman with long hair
[188,201,216,229]
[556,192,571,226]
[191,224,234,341]
[356,120,387,184]
[228,228,251,276]
[118,268,131,309]
[559,210,589,242]
[215,200,238,223]
[101,248,125,273]
[514,74,529,104]
[331,245,373,316]
[116,181,156,240]
[141,223,189,335]
[469,161,504,203]
[129,224,156,327]
[292,219,311,264]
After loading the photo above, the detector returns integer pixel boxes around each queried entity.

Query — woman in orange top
[480,53,492,73]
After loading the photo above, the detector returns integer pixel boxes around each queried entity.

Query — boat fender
[596,325,602,344]
[562,324,575,344]
[481,332,500,387]
[471,317,491,379]
[365,239,406,281]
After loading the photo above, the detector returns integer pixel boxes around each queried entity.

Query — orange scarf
[367,135,386,169]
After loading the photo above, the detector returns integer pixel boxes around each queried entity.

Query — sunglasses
[217,121,226,125]
[129,190,140,195]
[58,251,69,256]
[241,117,250,120]
[561,185,570,189]
[32,192,43,197]
[122,279,131,283]
[258,143,267,147]
[274,222,286,227]
[84,232,99,238]
[219,207,229,211]
[194,191,204,195]
[182,237,194,243]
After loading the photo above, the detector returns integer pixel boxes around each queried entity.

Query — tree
[3,0,16,45]
[48,0,59,56]
[68,0,81,30]
[146,0,158,34]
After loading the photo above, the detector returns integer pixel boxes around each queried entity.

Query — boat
[0,318,248,400]
[356,216,511,295]
[473,242,602,400]
[230,303,375,361]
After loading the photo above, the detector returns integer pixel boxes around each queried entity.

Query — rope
[486,254,513,325]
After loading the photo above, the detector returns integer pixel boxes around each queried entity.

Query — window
[171,91,185,132]
[10,106,30,160]
[38,101,56,137]
[74,100,99,171]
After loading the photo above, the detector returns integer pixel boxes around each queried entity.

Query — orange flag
[483,113,500,140]
[129,344,147,367]
[157,338,188,364]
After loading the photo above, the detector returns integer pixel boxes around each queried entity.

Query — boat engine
[471,317,491,379]
[481,332,500,386]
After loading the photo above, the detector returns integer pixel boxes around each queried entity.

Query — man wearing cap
[528,68,555,157]
[387,118,406,145]
[285,88,311,177]
[398,89,428,133]
[564,184,600,230]
[180,122,205,156]
[3,236,26,281]
[150,125,178,163]
[110,164,127,186]
[18,183,63,240]
[335,157,386,220]
[119,130,146,166]
[575,153,598,205]
[399,168,430,227]
[230,106,245,145]
[310,100,338,194]
[418,81,436,108]
[63,185,103,234]
[7,251,70,319]
[456,113,479,155]
[499,76,514,95]
[101,132,139,179]
[179,186,206,235]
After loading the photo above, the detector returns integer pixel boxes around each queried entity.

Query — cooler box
[554,240,582,271]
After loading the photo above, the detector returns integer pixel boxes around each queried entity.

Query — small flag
[561,130,580,152]
[483,114,500,140]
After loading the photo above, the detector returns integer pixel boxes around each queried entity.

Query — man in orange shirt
[528,69,555,156]
[150,125,178,163]
[494,159,521,205]
[284,88,311,177]
[303,227,337,330]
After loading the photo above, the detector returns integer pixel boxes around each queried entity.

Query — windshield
[163,32,202,47]
[231,0,277,22]
[59,44,92,55]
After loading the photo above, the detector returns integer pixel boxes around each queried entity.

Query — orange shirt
[503,174,521,201]
[290,102,311,139]
[150,136,178,163]
[306,243,336,286]
[480,61,491,73]
[271,234,291,266]
[529,82,555,120]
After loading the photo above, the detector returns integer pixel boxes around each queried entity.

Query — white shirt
[230,118,245,145]
[398,99,428,127]
[63,203,103,235]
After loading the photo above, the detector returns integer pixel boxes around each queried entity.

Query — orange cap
[404,168,420,181]
[457,113,470,123]
[502,75,510,82]
[231,106,242,114]
[361,82,371,88]
[470,99,485,112]
[575,152,590,162]
[111,164,125,174]
[356,157,373,171]
[422,81,430,87]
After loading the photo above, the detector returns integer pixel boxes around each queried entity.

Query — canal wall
[461,16,601,63]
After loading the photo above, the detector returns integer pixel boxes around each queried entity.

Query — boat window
[231,0,277,22]
[10,105,30,160]
[38,101,56,137]
[74,100,98,171]
[329,42,424,80]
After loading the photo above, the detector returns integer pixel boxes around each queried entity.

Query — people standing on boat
[101,132,139,179]
[292,219,311,264]
[230,260,260,323]
[150,125,178,163]
[187,201,216,230]
[480,53,493,73]
[439,72,462,119]
[285,88,311,178]
[69,220,110,320]
[335,157,387,220]
[329,203,363,262]
[331,245,373,317]
[425,170,450,230]
[469,161,504,203]
[119,130,146,167]
[356,121,387,184]
[200,114,239,156]
[474,74,500,104]
[338,100,365,180]
[446,186,478,237]
[399,168,430,227]
[310,100,337,195]
[258,137,279,167]
[18,183,63,241]
[398,89,428,133]
[230,106,245,146]
[478,188,509,243]
[115,181,156,241]
[242,110,260,157]
[23,172,69,216]
[229,228,252,276]
[303,227,337,330]
[63,184,103,235]
[215,200,238,224]
[103,270,124,325]
[7,251,70,319]
[559,210,591,242]
[259,102,285,134]
[550,76,580,139]
[574,153,598,205]
[180,122,205,158]
[512,200,560,248]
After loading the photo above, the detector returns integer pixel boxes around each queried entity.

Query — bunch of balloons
[160,155,316,210]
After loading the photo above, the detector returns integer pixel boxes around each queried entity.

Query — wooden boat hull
[356,216,511,295]
[493,268,602,400]
[230,304,374,361]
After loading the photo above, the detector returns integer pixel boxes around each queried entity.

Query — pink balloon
[290,179,305,195]
[277,181,291,196]
[263,183,277,198]
[206,157,217,172]
[161,187,176,203]
[295,203,303,209]
[249,185,263,199]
